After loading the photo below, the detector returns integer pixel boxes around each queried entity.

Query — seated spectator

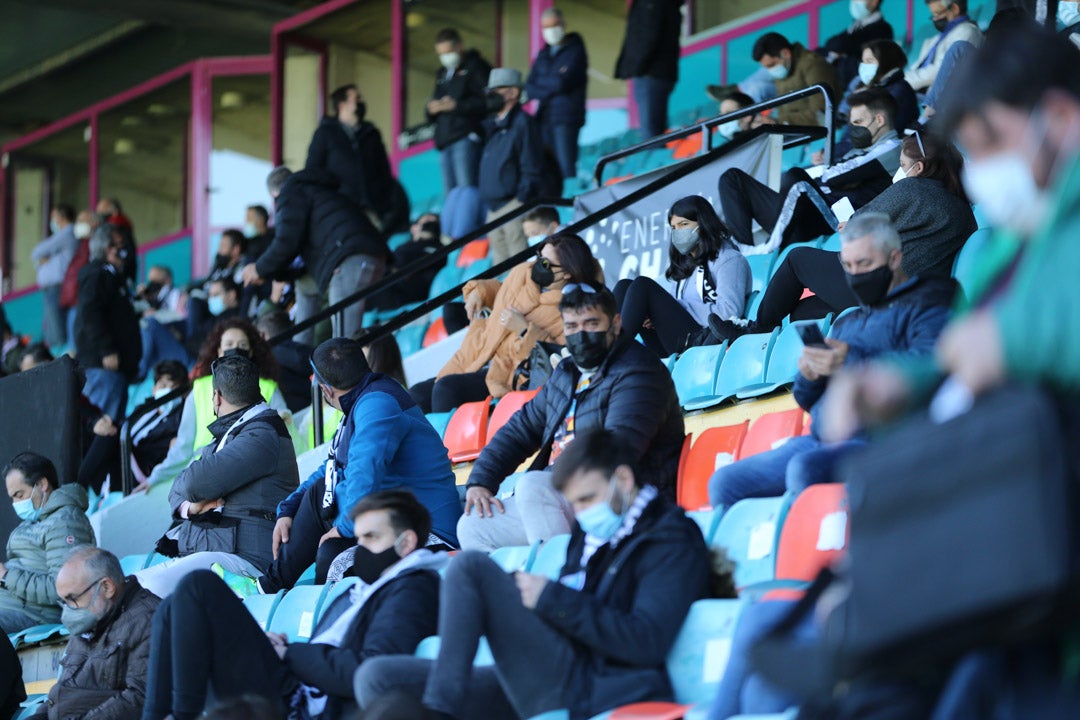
[904,0,981,92]
[204,229,246,287]
[820,0,895,87]
[615,195,751,357]
[717,91,756,142]
[837,40,918,145]
[256,339,460,592]
[364,333,407,388]
[0,452,95,633]
[138,264,184,318]
[143,491,442,720]
[708,214,955,507]
[455,284,684,551]
[133,354,297,598]
[129,360,191,480]
[0,304,26,377]
[29,548,159,720]
[711,131,975,340]
[409,234,600,414]
[368,213,447,311]
[355,429,712,719]
[521,205,561,247]
[140,319,285,492]
[750,32,839,127]
[257,310,313,414]
[718,88,902,253]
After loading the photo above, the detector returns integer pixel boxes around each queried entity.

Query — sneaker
[211,563,260,598]
[708,314,757,342]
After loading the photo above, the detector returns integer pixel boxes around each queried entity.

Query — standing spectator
[479,68,546,265]
[615,0,685,139]
[95,201,137,283]
[205,229,246,286]
[904,0,981,92]
[821,0,895,88]
[75,226,142,422]
[243,167,387,344]
[31,204,78,348]
[305,83,393,231]
[751,32,839,127]
[243,205,274,261]
[526,8,589,179]
[427,28,492,196]
[59,209,97,346]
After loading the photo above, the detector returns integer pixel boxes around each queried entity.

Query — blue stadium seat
[820,232,841,252]
[427,264,465,300]
[425,410,456,439]
[530,534,572,580]
[242,590,284,631]
[120,553,151,575]
[489,543,540,573]
[737,319,829,400]
[744,290,764,320]
[687,509,720,545]
[20,624,68,645]
[394,324,426,357]
[15,696,48,720]
[414,635,494,665]
[666,599,745,705]
[671,343,728,411]
[711,495,792,590]
[268,585,328,642]
[712,331,777,404]
[295,563,317,586]
[952,227,994,297]
[317,577,361,621]
[745,254,776,294]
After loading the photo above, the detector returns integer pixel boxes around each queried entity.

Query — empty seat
[422,317,449,348]
[530,534,572,580]
[712,331,777,404]
[442,397,492,463]
[678,422,750,512]
[671,343,728,411]
[317,577,361,622]
[736,409,805,461]
[120,553,151,575]
[425,410,456,439]
[711,495,791,589]
[242,590,284,631]
[745,254,776,294]
[774,484,848,584]
[737,319,830,400]
[487,388,541,441]
[268,585,328,642]
[427,264,465,300]
[456,238,490,267]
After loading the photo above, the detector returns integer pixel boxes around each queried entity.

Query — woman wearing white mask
[837,40,919,147]
[0,452,95,634]
[614,196,751,357]
[820,0,895,87]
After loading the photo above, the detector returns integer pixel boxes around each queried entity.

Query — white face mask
[766,62,789,81]
[1059,1,1080,26]
[718,119,741,140]
[858,61,878,86]
[962,153,1047,237]
[74,221,92,239]
[892,166,909,184]
[439,52,461,71]
[850,0,871,21]
[542,26,566,46]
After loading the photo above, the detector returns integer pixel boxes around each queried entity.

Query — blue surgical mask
[49,220,60,234]
[243,222,258,239]
[1060,1,1080,26]
[574,479,624,540]
[718,119,741,140]
[207,295,226,316]
[766,62,789,81]
[850,0,870,21]
[857,62,878,86]
[13,486,43,522]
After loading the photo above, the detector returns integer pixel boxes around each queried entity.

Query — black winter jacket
[526,32,589,128]
[534,497,710,719]
[256,168,387,292]
[478,105,546,206]
[74,260,142,380]
[428,49,492,150]
[615,0,685,82]
[272,338,316,414]
[468,336,685,499]
[305,117,393,217]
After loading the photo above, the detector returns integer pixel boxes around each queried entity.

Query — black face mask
[485,91,506,115]
[214,253,232,271]
[848,124,873,149]
[352,544,400,585]
[221,347,251,360]
[932,16,950,32]
[530,261,555,288]
[565,329,612,370]
[355,101,367,124]
[144,281,163,300]
[846,265,894,306]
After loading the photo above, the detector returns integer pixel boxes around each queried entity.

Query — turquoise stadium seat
[671,343,728,411]
[738,319,829,400]
[712,331,777,404]
[120,553,151,575]
[428,264,465,300]
[531,534,572,580]
[952,227,994,297]
[242,590,284,631]
[489,543,540,573]
[745,254,776,294]
[820,232,841,252]
[414,635,495,665]
[768,240,821,282]
[395,324,426,357]
[295,563,317,586]
[711,495,792,590]
[318,577,361,621]
[268,585,328,642]
[425,410,456,438]
[744,291,764,320]
[687,510,721,545]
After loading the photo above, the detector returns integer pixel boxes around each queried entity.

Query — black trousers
[259,477,355,593]
[756,247,858,331]
[718,167,836,249]
[614,276,701,357]
[408,369,489,414]
[142,570,296,720]
[442,302,470,335]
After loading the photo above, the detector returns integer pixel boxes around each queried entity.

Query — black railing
[594,84,835,186]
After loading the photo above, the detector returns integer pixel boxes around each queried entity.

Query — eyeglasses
[58,577,103,610]
[309,357,331,389]
[535,253,562,273]
[561,283,600,296]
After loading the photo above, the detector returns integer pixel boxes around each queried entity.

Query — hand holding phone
[795,323,828,348]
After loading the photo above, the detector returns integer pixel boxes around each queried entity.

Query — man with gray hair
[30,546,159,720]
[707,212,957,506]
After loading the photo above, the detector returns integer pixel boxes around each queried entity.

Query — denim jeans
[83,367,129,422]
[541,122,581,179]
[0,607,39,635]
[455,471,574,552]
[41,283,66,348]
[441,185,485,239]
[923,41,975,112]
[139,318,192,380]
[440,134,482,194]
[633,76,676,139]
[738,67,779,104]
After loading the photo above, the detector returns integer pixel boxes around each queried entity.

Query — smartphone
[795,323,828,348]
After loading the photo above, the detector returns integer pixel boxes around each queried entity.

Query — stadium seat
[119,553,151,575]
[735,409,805,461]
[442,397,492,463]
[711,495,791,589]
[456,238,490,267]
[737,319,829,399]
[425,410,456,439]
[268,585,328,642]
[670,343,728,411]
[744,291,765,321]
[745,254,776,293]
[487,388,541,441]
[317,577,361,621]
[20,624,67,645]
[820,232,841,252]
[712,331,777,404]
[678,422,750,512]
[768,240,819,282]
[773,484,848,583]
[296,442,331,483]
[489,543,540,572]
[952,227,994,297]
[15,697,48,720]
[414,635,495,665]
[687,509,720,545]
[394,324,426,357]
[242,590,284,631]
[531,534,572,580]
[295,563,317,586]
[422,317,448,348]
[428,264,465,300]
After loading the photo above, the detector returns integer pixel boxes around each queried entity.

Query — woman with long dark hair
[614,195,751,357]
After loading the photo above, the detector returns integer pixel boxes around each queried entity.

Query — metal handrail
[594,84,835,186]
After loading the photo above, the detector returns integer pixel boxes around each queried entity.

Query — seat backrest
[671,343,727,409]
[242,590,285,631]
[425,410,456,439]
[442,397,492,463]
[486,388,541,441]
[488,542,540,572]
[268,585,328,642]
[530,534,572,580]
[665,599,745,704]
[952,227,994,295]
[745,253,776,293]
[711,495,791,589]
[714,331,776,402]
[119,553,150,574]
[736,408,805,461]
[678,422,749,511]
[317,577,361,622]
[775,483,849,582]
[687,509,721,545]
[422,317,449,348]
[456,238,490,267]
[764,322,813,386]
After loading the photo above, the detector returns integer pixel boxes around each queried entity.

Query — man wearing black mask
[141,490,441,720]
[708,212,956,507]
[456,283,685,552]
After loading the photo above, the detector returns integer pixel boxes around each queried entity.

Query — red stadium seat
[422,317,448,348]
[735,408,805,460]
[486,388,540,441]
[774,483,849,583]
[456,238,490,267]
[677,422,749,511]
[442,397,492,463]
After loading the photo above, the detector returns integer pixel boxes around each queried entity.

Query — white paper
[805,164,826,179]
[747,521,776,560]
[713,451,735,471]
[298,611,314,639]
[816,511,848,551]
[830,196,855,223]
[703,638,733,684]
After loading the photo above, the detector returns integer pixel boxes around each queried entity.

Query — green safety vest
[191,375,281,452]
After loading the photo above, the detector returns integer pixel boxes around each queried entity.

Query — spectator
[364,333,407,389]
[427,28,492,195]
[243,204,274,260]
[29,548,159,720]
[75,225,142,422]
[0,452,95,633]
[521,206,561,247]
[206,229,246,286]
[94,199,137,282]
[355,429,711,719]
[256,339,460,592]
[306,83,394,230]
[711,131,975,340]
[142,491,442,720]
[838,40,918,138]
[615,0,685,139]
[526,7,589,179]
[717,91,756,141]
[455,284,685,551]
[750,32,839,127]
[204,696,285,720]
[368,213,447,311]
[0,304,25,377]
[479,67,546,265]
[128,360,191,480]
[614,195,751,357]
[717,88,902,254]
[821,0,895,88]
[138,265,183,317]
[134,354,297,598]
[708,213,955,507]
[243,166,387,344]
[904,0,981,92]
[59,209,97,346]
[31,203,78,348]
[140,276,242,381]
[95,197,132,230]
[256,310,313,414]
[408,234,601,413]
[140,319,285,492]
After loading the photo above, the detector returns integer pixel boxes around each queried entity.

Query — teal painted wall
[3,291,45,342]
[142,235,193,288]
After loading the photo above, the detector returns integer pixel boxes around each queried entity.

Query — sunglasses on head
[561,282,600,296]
